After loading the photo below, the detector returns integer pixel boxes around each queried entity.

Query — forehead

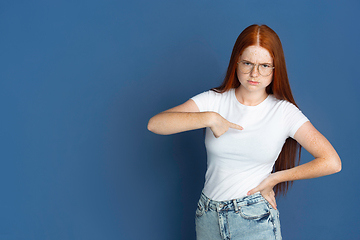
[240,45,273,63]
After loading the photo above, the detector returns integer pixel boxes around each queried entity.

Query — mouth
[247,80,260,85]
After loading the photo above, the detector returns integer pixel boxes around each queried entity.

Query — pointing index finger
[229,122,243,130]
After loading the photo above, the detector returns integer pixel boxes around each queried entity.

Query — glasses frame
[237,60,275,77]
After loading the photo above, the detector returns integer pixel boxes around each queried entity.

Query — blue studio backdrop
[1,1,359,239]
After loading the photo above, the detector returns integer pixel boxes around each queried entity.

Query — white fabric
[191,88,309,201]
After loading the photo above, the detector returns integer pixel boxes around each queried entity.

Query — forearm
[272,156,341,185]
[270,121,342,186]
[147,111,212,135]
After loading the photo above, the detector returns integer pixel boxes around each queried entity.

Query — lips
[247,80,260,85]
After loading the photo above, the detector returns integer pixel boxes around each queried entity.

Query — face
[236,45,273,94]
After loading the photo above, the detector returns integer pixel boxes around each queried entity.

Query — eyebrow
[241,59,273,65]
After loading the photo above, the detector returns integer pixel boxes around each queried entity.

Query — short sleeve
[282,102,309,138]
[190,91,211,112]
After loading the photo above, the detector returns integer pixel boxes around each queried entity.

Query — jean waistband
[199,192,266,212]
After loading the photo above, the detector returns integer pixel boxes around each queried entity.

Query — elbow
[147,117,155,133]
[147,116,162,134]
[331,155,342,174]
[335,159,342,173]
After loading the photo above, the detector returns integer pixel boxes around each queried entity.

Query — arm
[147,99,243,137]
[272,121,341,181]
[248,121,341,209]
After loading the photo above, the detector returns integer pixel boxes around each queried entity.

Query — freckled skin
[235,45,273,106]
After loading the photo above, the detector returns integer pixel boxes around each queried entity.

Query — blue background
[1,0,359,239]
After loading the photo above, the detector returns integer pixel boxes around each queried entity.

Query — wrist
[270,171,283,185]
[203,111,216,128]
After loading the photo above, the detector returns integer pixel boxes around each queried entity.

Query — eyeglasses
[237,60,274,77]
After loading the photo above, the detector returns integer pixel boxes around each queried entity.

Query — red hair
[213,24,301,196]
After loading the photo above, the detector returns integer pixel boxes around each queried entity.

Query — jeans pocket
[195,200,205,218]
[239,200,270,220]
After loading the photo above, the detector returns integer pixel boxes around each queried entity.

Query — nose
[250,64,260,77]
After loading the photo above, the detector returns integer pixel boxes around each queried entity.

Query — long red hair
[213,24,301,196]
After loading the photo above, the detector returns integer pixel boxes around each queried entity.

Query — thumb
[247,188,257,196]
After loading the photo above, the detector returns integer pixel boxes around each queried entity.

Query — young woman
[147,24,341,240]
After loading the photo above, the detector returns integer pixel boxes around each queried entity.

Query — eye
[261,64,272,68]
[242,61,253,66]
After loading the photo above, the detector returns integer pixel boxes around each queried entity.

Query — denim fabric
[195,192,282,240]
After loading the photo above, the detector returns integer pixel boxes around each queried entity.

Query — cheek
[236,70,246,82]
[265,77,272,85]
[265,76,273,86]
[264,73,273,82]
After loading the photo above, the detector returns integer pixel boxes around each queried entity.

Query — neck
[235,87,268,106]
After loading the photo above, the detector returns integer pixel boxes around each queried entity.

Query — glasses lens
[239,61,253,74]
[259,64,273,76]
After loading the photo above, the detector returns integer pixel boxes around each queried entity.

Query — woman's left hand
[247,174,278,210]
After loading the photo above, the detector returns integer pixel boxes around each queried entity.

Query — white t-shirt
[191,88,309,201]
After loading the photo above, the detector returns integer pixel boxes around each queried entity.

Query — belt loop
[206,198,210,212]
[233,199,239,213]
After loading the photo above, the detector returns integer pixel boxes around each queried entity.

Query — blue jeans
[195,192,282,240]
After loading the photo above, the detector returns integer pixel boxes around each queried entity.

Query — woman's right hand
[148,99,243,136]
[208,112,243,138]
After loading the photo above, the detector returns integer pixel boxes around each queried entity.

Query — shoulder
[190,88,234,112]
[267,95,300,111]
[269,96,309,137]
[211,88,235,98]
[191,88,233,101]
